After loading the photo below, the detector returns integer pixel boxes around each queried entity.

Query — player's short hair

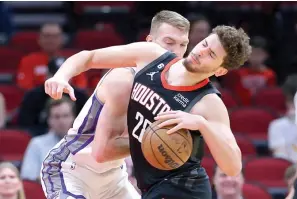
[150,10,190,34]
[212,25,252,70]
[45,96,76,117]
[284,164,297,181]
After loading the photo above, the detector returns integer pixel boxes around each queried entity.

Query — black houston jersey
[127,51,221,190]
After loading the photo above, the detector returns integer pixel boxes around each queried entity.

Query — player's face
[183,34,228,76]
[0,168,22,196]
[214,168,244,197]
[48,102,75,137]
[147,23,189,58]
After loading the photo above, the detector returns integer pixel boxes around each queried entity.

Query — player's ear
[146,35,153,42]
[214,67,228,77]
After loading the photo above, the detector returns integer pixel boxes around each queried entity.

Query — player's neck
[166,61,209,87]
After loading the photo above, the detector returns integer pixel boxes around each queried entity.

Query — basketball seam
[149,131,168,170]
[142,121,160,144]
[176,131,192,146]
[148,125,185,164]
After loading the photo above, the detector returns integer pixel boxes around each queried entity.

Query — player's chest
[130,81,194,117]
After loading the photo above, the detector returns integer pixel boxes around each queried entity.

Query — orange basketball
[141,121,193,170]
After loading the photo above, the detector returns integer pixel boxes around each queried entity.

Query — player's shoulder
[102,68,134,87]
[191,93,228,119]
[96,68,134,102]
[197,93,224,108]
[129,41,167,57]
[130,41,163,49]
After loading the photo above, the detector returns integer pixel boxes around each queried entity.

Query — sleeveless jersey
[43,69,125,175]
[127,51,221,190]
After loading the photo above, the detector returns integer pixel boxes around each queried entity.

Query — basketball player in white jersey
[40,10,190,199]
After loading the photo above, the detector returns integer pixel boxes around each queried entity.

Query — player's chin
[184,65,197,73]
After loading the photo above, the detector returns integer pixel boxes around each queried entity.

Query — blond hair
[150,10,190,34]
[0,162,26,199]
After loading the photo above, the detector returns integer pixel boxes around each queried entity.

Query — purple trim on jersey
[41,141,68,196]
[41,94,103,198]
[65,95,96,147]
[60,172,87,199]
[72,95,102,155]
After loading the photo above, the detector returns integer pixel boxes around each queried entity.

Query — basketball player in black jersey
[45,24,252,199]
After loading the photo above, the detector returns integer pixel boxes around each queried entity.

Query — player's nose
[198,48,208,57]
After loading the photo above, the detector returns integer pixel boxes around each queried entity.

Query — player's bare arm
[44,42,166,100]
[91,68,134,163]
[155,94,242,177]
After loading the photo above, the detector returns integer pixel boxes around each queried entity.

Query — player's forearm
[94,137,130,163]
[54,50,94,81]
[199,121,242,176]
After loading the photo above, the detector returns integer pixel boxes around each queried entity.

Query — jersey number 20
[132,112,152,143]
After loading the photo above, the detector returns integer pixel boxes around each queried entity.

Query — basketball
[141,121,193,170]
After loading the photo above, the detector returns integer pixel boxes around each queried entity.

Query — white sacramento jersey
[42,69,124,181]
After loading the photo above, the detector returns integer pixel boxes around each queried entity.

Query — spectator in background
[0,162,26,199]
[228,36,276,105]
[268,74,297,163]
[187,14,211,54]
[21,97,75,182]
[18,56,88,136]
[0,93,6,129]
[212,166,244,199]
[285,164,297,191]
[0,2,15,37]
[16,23,87,90]
[286,166,297,199]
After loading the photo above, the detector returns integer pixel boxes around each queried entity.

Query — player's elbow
[92,144,114,163]
[225,161,242,177]
[78,50,95,69]
[92,151,106,163]
[91,146,107,163]
[223,147,242,176]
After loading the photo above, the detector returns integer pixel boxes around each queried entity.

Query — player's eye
[202,41,207,47]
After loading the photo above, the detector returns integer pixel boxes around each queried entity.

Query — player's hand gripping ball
[141,120,193,170]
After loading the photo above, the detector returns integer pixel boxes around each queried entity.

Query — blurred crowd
[1,1,297,199]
